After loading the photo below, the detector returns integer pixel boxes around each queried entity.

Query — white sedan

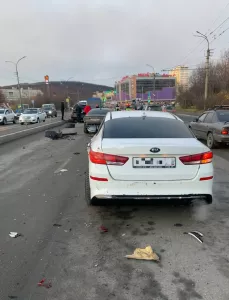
[0,108,16,125]
[19,108,46,125]
[86,110,213,205]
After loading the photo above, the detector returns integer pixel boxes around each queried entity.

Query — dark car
[83,108,110,133]
[71,102,86,123]
[144,104,162,111]
[43,106,57,118]
[189,106,229,149]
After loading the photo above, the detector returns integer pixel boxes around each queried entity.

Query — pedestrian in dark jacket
[61,101,65,120]
[75,104,82,122]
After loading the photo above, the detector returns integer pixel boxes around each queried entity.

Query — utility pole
[195,31,210,110]
[6,56,26,108]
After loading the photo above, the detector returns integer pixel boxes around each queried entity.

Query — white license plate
[133,157,176,168]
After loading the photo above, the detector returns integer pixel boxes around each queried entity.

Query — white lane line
[0,121,62,138]
[54,158,72,174]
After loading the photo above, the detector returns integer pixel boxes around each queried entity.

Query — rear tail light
[179,151,213,165]
[89,150,129,165]
[221,128,229,135]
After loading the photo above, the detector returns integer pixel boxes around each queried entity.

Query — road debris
[65,123,75,128]
[174,223,183,227]
[126,246,159,261]
[100,225,108,233]
[53,224,62,227]
[60,169,68,172]
[45,130,62,140]
[74,152,80,155]
[9,232,22,238]
[184,231,203,243]
[85,222,92,228]
[8,296,18,299]
[38,279,52,289]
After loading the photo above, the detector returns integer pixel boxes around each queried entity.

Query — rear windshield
[87,109,110,115]
[217,111,229,122]
[103,117,194,138]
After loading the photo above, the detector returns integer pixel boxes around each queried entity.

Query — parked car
[83,108,110,133]
[165,105,176,113]
[0,108,16,125]
[189,106,229,149]
[19,108,46,124]
[144,104,162,111]
[71,102,86,123]
[86,110,213,205]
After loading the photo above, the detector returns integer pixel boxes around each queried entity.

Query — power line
[179,6,229,65]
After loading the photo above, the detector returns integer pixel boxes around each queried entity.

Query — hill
[1,81,114,107]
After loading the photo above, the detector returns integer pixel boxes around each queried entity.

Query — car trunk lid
[101,138,208,181]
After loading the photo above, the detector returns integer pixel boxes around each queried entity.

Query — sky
[0,0,229,87]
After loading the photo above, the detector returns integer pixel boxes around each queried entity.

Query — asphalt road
[0,115,64,137]
[0,117,229,300]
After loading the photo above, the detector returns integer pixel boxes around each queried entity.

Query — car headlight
[49,111,52,113]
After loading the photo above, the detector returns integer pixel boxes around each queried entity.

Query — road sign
[44,75,49,84]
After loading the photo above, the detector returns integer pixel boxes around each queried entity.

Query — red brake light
[89,150,129,165]
[221,128,229,135]
[179,151,213,165]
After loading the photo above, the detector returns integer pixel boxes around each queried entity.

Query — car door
[5,110,11,122]
[201,112,214,141]
[38,109,44,121]
[191,113,207,139]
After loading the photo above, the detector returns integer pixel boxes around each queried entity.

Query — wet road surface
[0,118,229,300]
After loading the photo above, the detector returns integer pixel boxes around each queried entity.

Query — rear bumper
[90,175,213,201]
[214,134,229,143]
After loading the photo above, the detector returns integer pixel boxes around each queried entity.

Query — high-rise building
[169,66,189,90]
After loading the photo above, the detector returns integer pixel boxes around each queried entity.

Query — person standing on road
[75,104,82,122]
[61,100,65,120]
[84,104,91,115]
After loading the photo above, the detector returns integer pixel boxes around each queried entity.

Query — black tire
[43,118,46,122]
[21,122,24,125]
[207,132,218,149]
[84,123,88,133]
[55,113,57,117]
[37,118,40,123]
[3,118,7,125]
[85,171,94,205]
[206,195,212,204]
[13,118,16,124]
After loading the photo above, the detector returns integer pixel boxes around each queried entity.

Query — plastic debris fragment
[126,246,159,261]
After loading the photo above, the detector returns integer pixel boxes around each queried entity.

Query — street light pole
[195,31,210,110]
[66,77,74,98]
[6,56,26,108]
[146,64,156,102]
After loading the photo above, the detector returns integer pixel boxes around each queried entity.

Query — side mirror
[193,118,198,122]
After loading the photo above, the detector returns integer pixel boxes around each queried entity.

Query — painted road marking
[54,158,72,174]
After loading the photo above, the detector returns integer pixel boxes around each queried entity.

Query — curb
[0,120,65,145]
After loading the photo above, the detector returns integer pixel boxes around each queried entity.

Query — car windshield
[23,109,38,114]
[166,106,173,109]
[217,111,229,122]
[0,110,5,114]
[87,109,110,115]
[103,117,194,138]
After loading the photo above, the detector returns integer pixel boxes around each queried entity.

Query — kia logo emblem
[150,148,160,153]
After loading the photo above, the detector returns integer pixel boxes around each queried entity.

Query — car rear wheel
[37,118,40,123]
[3,118,7,125]
[84,123,88,133]
[85,171,94,205]
[207,132,218,149]
[43,118,46,122]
